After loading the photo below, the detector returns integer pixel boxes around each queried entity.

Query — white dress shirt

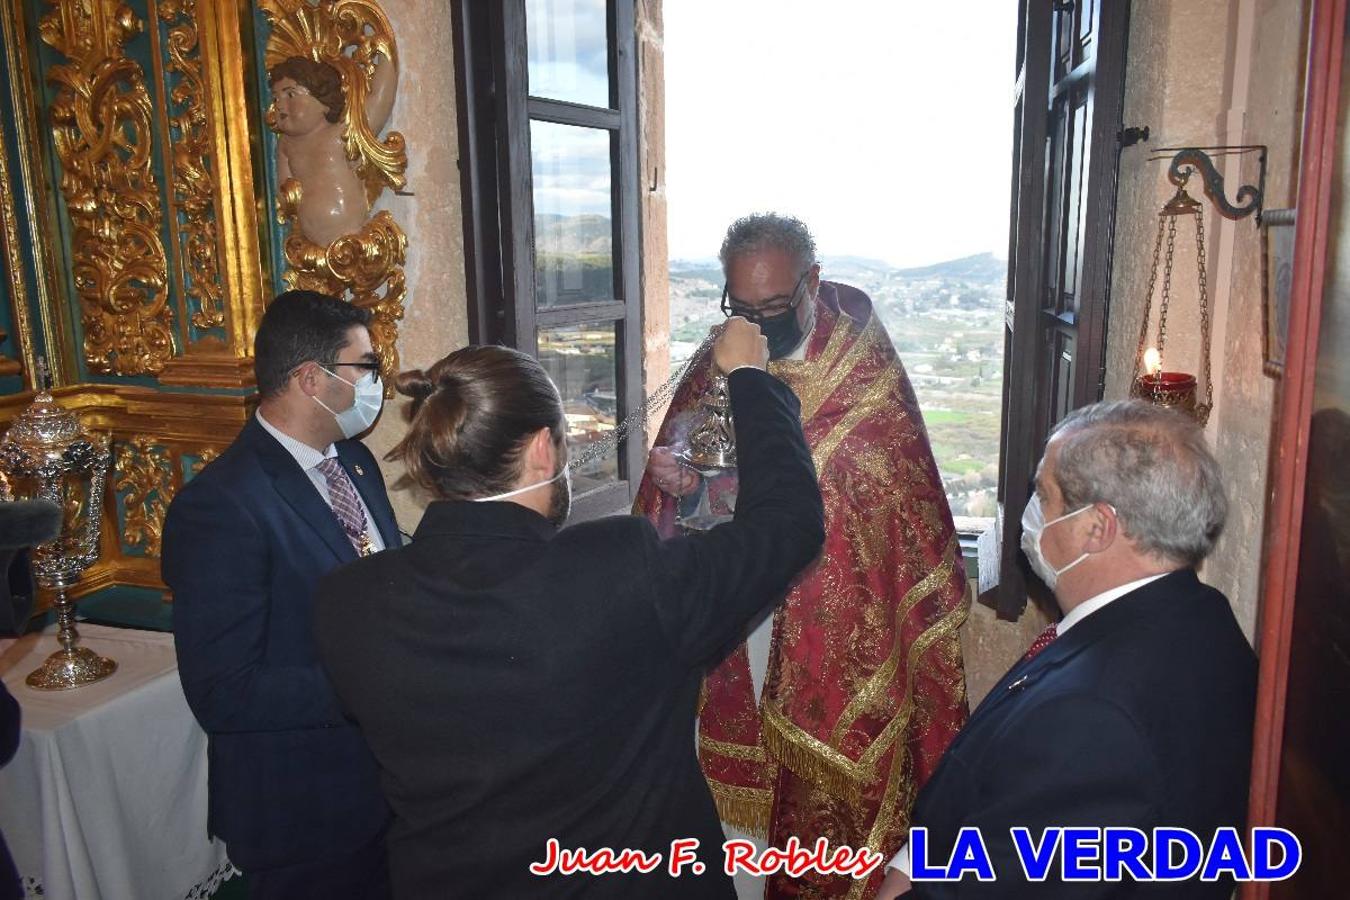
[886,572,1170,875]
[255,411,386,553]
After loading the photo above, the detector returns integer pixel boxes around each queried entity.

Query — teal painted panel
[0,13,50,387]
[111,438,173,558]
[250,4,289,298]
[23,1,82,383]
[180,451,217,483]
[77,585,173,633]
[154,2,230,346]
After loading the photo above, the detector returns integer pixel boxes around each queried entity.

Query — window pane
[531,121,616,308]
[526,0,610,108]
[538,321,619,492]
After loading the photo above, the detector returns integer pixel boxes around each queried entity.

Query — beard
[547,467,572,528]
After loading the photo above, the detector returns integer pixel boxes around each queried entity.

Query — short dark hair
[254,290,371,399]
[388,346,565,500]
[269,56,345,124]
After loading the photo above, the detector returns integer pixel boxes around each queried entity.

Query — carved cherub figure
[270,54,396,247]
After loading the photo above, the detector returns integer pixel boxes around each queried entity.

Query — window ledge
[955,515,995,582]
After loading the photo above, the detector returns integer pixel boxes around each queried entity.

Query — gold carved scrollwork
[158,0,225,333]
[261,0,407,391]
[113,436,173,557]
[188,446,218,477]
[40,0,175,376]
[280,210,406,387]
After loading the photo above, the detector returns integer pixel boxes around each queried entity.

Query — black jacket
[909,569,1257,898]
[314,368,825,898]
[162,418,400,870]
[1,500,58,900]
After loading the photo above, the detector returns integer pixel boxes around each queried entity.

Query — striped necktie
[315,458,371,555]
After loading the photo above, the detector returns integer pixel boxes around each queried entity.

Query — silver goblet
[0,387,116,690]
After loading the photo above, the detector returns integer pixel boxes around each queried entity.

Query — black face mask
[760,307,808,359]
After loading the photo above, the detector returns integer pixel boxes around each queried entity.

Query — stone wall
[1106,0,1308,640]
[638,0,672,442]
[961,584,1052,708]
[365,0,471,533]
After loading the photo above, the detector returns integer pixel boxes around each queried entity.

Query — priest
[636,213,969,899]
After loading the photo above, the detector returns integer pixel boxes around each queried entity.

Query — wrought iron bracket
[1119,125,1150,148]
[1151,145,1268,224]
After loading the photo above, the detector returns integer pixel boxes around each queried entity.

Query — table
[0,624,237,900]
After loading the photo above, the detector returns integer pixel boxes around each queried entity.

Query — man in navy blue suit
[879,399,1256,898]
[163,290,400,899]
[0,498,62,900]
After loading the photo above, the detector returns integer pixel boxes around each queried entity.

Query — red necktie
[1022,623,1058,662]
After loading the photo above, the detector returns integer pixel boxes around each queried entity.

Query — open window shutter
[989,0,1132,619]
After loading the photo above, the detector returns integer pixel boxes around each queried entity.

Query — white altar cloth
[0,623,235,900]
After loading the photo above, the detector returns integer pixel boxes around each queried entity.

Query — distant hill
[669,250,1007,285]
[669,256,719,270]
[535,213,612,254]
[820,254,895,270]
[893,252,1007,282]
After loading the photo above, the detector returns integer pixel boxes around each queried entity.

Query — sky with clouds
[664,1,1017,267]
[526,0,1018,268]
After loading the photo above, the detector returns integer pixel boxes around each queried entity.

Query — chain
[566,329,718,471]
[1192,206,1213,418]
[1135,214,1168,378]
[1157,213,1177,361]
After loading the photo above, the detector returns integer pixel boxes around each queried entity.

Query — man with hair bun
[880,399,1257,899]
[313,319,826,898]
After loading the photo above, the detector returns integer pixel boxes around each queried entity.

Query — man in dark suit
[880,399,1257,898]
[163,291,400,899]
[0,497,62,900]
[313,319,825,898]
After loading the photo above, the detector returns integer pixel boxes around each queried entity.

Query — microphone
[0,499,62,637]
[0,499,62,550]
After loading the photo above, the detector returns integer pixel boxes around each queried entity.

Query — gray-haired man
[882,399,1258,899]
[638,213,970,898]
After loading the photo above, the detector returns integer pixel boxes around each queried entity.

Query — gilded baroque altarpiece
[0,0,406,602]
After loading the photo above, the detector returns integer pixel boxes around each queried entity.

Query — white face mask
[474,465,569,504]
[313,366,384,439]
[1020,494,1098,590]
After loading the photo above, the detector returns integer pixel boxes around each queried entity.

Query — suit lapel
[337,443,400,548]
[969,571,1198,723]
[245,420,357,565]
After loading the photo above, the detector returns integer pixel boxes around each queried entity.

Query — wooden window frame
[991,0,1131,619]
[453,0,645,521]
[1244,3,1347,893]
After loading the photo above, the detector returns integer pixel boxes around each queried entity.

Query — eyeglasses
[320,360,381,373]
[720,269,812,323]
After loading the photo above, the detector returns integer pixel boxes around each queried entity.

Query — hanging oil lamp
[1130,171,1212,424]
